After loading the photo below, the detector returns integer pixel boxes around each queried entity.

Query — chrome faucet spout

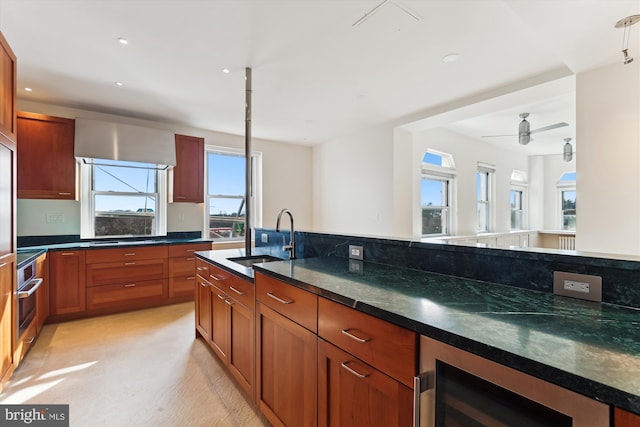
[276,209,296,259]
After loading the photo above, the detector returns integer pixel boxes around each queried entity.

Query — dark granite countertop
[16,249,47,269]
[17,238,211,252]
[195,252,640,415]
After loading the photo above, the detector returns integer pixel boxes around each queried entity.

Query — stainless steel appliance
[414,335,610,426]
[17,258,43,340]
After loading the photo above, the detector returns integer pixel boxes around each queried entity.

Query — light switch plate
[553,271,602,302]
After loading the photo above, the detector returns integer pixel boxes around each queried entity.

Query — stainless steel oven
[17,258,43,339]
[414,336,610,426]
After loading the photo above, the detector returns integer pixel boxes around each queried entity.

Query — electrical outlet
[349,245,363,260]
[261,233,268,243]
[46,213,64,224]
[553,271,602,302]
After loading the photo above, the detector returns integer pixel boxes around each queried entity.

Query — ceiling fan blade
[530,122,568,134]
[481,134,516,138]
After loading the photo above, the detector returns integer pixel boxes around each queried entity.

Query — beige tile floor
[0,303,269,427]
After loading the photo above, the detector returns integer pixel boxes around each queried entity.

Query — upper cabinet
[0,32,17,144]
[170,134,204,203]
[17,112,76,200]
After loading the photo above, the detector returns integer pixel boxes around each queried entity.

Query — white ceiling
[0,0,638,151]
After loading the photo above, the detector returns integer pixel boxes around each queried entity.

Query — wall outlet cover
[553,271,602,302]
[349,245,363,260]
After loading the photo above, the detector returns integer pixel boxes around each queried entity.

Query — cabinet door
[616,408,640,427]
[171,134,204,203]
[195,277,212,341]
[0,32,17,143]
[17,112,76,199]
[209,283,229,364]
[256,302,317,427]
[35,254,49,332]
[0,256,14,382]
[50,251,86,315]
[228,299,254,399]
[318,339,412,427]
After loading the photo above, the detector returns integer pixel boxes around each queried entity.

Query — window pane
[421,178,446,206]
[208,196,245,239]
[560,172,576,182]
[94,194,156,237]
[423,152,443,166]
[94,162,157,193]
[422,208,447,235]
[208,152,245,195]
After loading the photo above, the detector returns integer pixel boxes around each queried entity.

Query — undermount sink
[227,255,282,268]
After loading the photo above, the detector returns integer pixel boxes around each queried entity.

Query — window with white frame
[557,172,576,231]
[206,148,260,240]
[510,170,528,230]
[476,163,495,232]
[421,150,455,236]
[80,159,167,238]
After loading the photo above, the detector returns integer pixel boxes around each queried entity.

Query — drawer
[87,279,167,310]
[85,245,168,263]
[318,297,417,387]
[168,242,211,258]
[225,276,255,309]
[169,275,196,298]
[169,256,196,277]
[197,260,234,286]
[87,258,168,286]
[255,272,317,333]
[196,258,210,278]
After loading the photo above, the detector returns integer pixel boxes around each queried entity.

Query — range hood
[74,117,176,167]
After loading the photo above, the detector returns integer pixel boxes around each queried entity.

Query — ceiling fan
[483,113,569,145]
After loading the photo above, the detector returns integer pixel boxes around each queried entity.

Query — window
[477,163,495,233]
[557,172,576,231]
[206,148,261,240]
[80,159,167,238]
[421,150,455,236]
[510,170,528,230]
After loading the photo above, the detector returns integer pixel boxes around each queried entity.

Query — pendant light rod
[245,67,252,256]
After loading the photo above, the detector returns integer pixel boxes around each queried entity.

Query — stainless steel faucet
[275,208,296,259]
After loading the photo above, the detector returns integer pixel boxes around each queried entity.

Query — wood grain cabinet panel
[87,279,166,311]
[168,243,210,299]
[85,245,168,264]
[16,112,76,199]
[171,134,204,203]
[86,258,167,287]
[616,408,640,427]
[0,32,17,143]
[318,297,417,388]
[318,339,413,427]
[0,256,15,384]
[49,250,86,315]
[195,276,212,342]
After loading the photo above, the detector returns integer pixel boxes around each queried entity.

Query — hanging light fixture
[563,138,573,162]
[615,15,640,65]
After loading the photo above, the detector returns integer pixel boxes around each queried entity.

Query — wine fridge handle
[413,372,433,427]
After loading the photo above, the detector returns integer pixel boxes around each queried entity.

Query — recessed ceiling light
[24,87,32,92]
[442,53,460,63]
[115,81,124,86]
[222,68,230,74]
[117,37,129,45]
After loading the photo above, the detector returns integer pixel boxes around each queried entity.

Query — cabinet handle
[124,253,136,256]
[24,336,36,344]
[187,249,196,252]
[229,286,245,296]
[186,257,195,261]
[341,361,369,379]
[209,274,223,282]
[176,196,186,199]
[224,299,234,306]
[124,283,136,288]
[266,292,294,305]
[197,267,208,271]
[58,192,71,196]
[0,263,6,268]
[341,328,371,343]
[217,293,226,300]
[186,276,195,280]
[125,262,136,266]
[61,252,75,256]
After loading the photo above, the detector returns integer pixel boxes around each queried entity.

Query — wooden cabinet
[50,250,86,316]
[170,134,204,203]
[168,242,210,299]
[195,259,255,399]
[0,256,15,388]
[85,246,168,312]
[35,252,49,333]
[0,32,17,143]
[616,408,640,427]
[17,112,76,200]
[317,297,416,426]
[318,339,413,427]
[255,272,317,427]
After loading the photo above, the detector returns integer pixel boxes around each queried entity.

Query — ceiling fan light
[519,133,530,145]
[563,141,573,162]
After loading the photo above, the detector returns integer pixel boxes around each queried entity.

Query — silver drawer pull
[124,283,136,288]
[217,293,226,300]
[229,286,245,296]
[124,262,136,266]
[187,249,196,252]
[58,192,71,196]
[186,276,195,280]
[341,361,369,379]
[224,299,234,306]
[124,253,136,256]
[61,252,75,256]
[186,257,195,261]
[341,328,371,343]
[0,262,6,268]
[209,274,223,281]
[267,292,294,305]
[197,267,208,271]
[24,336,36,344]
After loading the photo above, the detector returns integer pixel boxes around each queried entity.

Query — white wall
[16,100,313,237]
[312,123,395,237]
[576,61,640,255]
